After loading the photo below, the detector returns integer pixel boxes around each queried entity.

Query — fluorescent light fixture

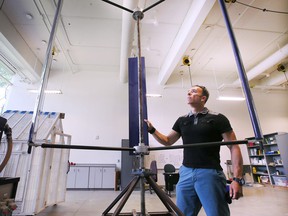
[28,89,62,94]
[146,93,162,98]
[217,96,245,101]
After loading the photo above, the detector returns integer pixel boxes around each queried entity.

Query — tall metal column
[28,0,64,153]
[218,0,264,143]
[218,0,273,184]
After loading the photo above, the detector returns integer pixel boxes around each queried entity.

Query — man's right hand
[144,119,154,130]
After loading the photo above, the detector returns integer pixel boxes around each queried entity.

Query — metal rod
[27,0,63,153]
[139,154,145,215]
[218,0,264,144]
[148,140,248,151]
[102,0,133,13]
[34,140,247,152]
[102,176,139,215]
[146,176,184,216]
[112,177,140,216]
[218,0,273,189]
[143,0,165,13]
[38,143,134,151]
[136,17,144,145]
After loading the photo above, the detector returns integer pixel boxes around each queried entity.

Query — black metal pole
[149,140,248,151]
[146,175,184,216]
[102,176,139,215]
[35,140,247,151]
[102,0,133,13]
[39,143,134,151]
[143,0,165,13]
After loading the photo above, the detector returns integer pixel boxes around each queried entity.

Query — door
[66,167,77,188]
[102,167,115,189]
[74,167,89,188]
[89,167,102,188]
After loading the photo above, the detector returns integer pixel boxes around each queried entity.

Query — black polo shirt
[172,108,233,170]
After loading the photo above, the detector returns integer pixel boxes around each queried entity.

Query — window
[0,56,15,113]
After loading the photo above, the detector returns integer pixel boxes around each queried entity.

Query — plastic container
[259,175,269,184]
[272,176,288,187]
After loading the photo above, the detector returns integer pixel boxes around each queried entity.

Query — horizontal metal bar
[102,0,134,13]
[148,140,248,151]
[29,140,248,152]
[143,0,165,13]
[30,143,134,151]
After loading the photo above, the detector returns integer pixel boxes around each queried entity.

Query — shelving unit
[246,132,288,187]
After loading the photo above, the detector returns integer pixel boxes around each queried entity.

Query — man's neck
[190,105,205,114]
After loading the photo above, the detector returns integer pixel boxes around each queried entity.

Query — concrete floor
[36,185,288,216]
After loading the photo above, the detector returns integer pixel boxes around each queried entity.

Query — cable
[0,124,12,173]
[234,0,288,15]
[0,0,5,10]
[283,72,288,83]
[182,56,193,87]
[188,65,193,87]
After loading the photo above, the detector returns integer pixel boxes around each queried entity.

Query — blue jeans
[176,165,230,216]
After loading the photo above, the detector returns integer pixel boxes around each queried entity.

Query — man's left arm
[222,130,244,199]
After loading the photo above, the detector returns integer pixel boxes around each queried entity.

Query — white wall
[6,70,128,168]
[5,69,288,175]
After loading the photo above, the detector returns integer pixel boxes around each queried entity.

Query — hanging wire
[182,56,192,87]
[212,66,221,98]
[0,0,5,10]
[283,71,288,83]
[188,65,192,87]
[235,0,288,15]
[179,71,184,88]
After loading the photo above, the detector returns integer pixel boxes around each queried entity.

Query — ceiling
[1,0,288,92]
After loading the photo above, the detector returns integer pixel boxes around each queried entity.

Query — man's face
[187,87,205,105]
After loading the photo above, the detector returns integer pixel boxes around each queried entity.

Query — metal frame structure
[0,110,71,215]
[23,0,265,215]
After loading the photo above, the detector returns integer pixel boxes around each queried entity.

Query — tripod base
[102,170,183,216]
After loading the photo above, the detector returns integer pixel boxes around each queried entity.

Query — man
[145,85,243,216]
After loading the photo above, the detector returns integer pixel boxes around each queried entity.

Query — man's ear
[201,96,206,102]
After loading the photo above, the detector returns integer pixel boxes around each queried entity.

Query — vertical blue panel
[128,57,149,148]
[141,57,149,145]
[128,57,139,148]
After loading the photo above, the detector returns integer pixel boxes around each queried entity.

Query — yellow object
[182,56,191,66]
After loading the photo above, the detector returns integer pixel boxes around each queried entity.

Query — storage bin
[272,176,288,187]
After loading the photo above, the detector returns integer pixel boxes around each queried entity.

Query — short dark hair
[195,85,209,103]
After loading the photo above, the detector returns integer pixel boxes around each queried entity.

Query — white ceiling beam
[232,43,288,86]
[119,0,138,83]
[157,0,216,85]
[258,70,287,86]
